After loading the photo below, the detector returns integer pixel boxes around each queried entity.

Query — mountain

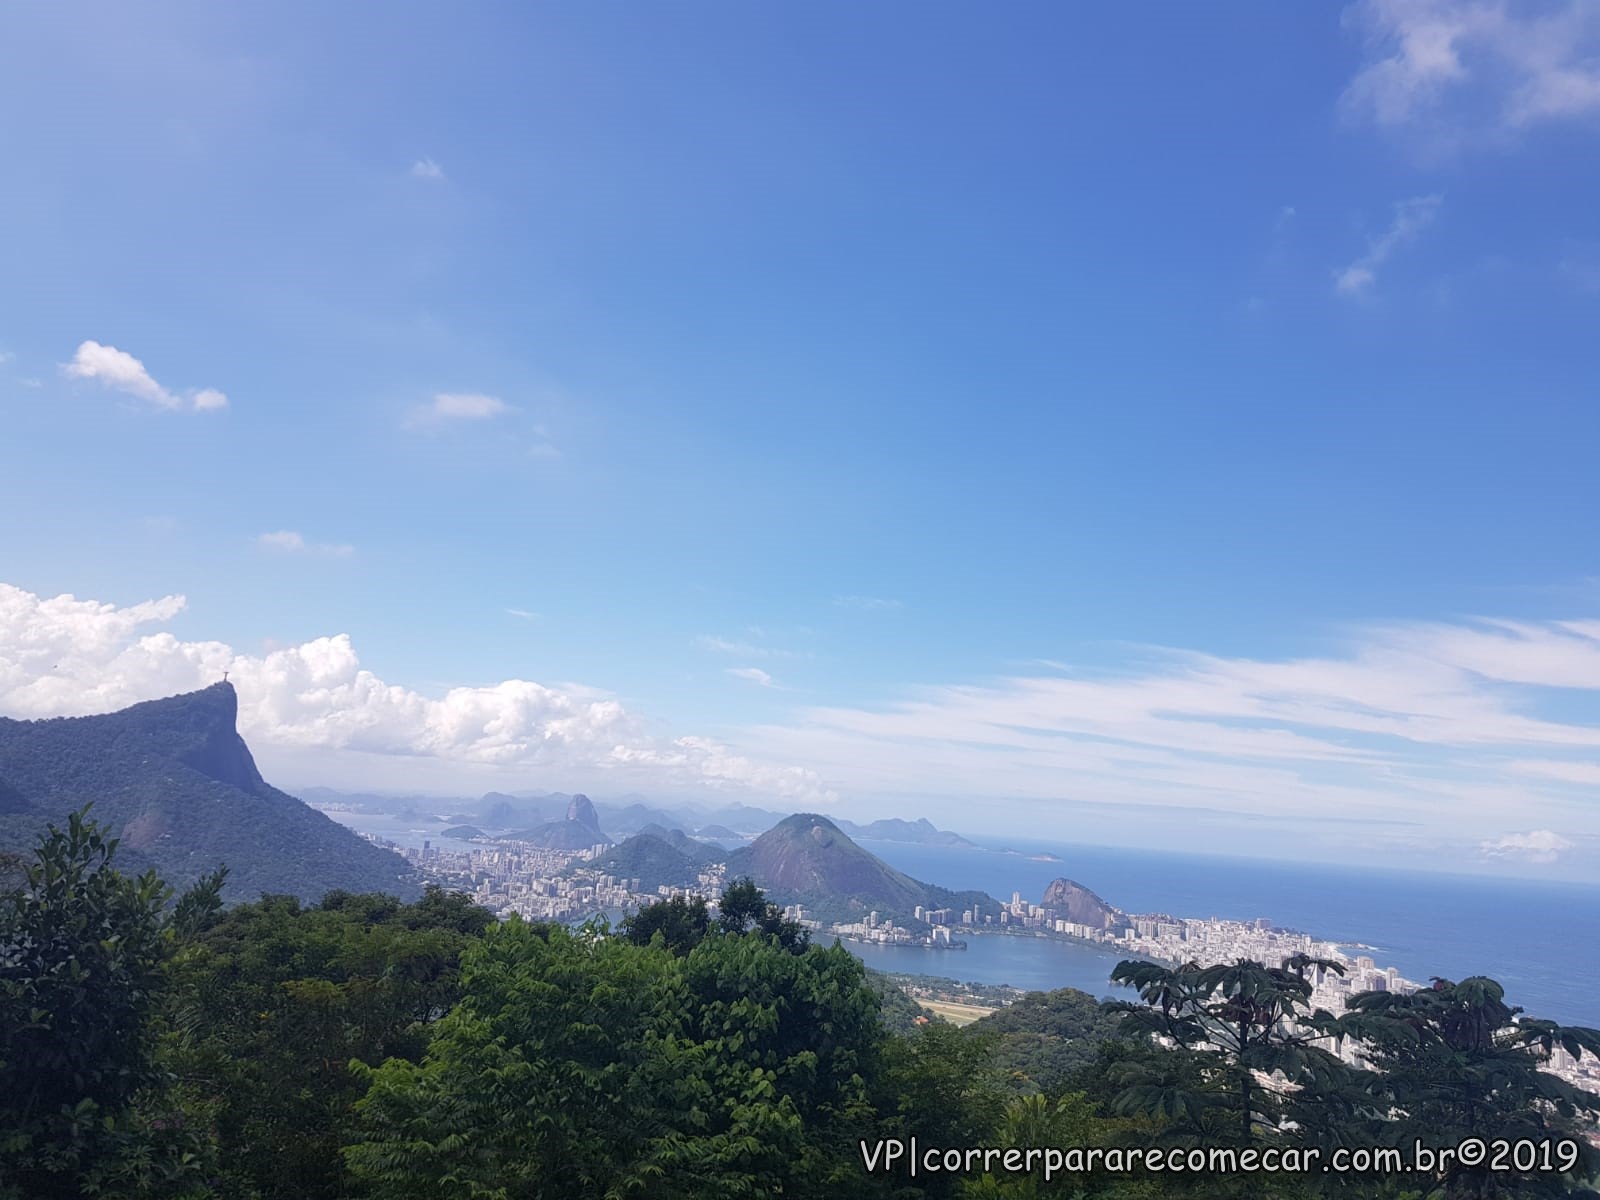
[835,816,978,849]
[1038,878,1125,930]
[596,800,693,837]
[510,792,611,850]
[579,830,722,891]
[692,801,791,835]
[695,823,742,842]
[724,814,1000,928]
[0,683,418,903]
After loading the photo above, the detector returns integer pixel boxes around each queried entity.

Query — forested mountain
[725,813,1001,927]
[0,683,417,902]
[577,829,719,890]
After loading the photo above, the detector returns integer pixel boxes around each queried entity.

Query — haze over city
[4,2,1600,881]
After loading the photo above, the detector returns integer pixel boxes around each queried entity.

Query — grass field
[919,999,998,1026]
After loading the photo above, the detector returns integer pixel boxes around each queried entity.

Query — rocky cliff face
[566,793,600,831]
[1039,877,1124,930]
[0,682,418,902]
[515,793,610,850]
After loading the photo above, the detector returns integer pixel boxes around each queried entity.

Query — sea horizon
[317,806,1600,1027]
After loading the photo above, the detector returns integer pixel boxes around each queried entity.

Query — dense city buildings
[355,823,1599,1096]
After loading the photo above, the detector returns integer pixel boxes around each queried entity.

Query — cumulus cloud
[404,392,512,430]
[256,531,355,558]
[0,583,834,805]
[1342,0,1600,146]
[1334,194,1442,295]
[62,340,228,412]
[410,157,445,180]
[1479,829,1574,863]
[727,667,776,687]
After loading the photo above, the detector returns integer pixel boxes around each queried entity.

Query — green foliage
[156,883,495,1199]
[1333,976,1600,1197]
[0,808,206,1199]
[866,968,934,1035]
[1102,957,1358,1149]
[717,875,812,950]
[620,892,711,955]
[965,987,1129,1095]
[346,916,894,1199]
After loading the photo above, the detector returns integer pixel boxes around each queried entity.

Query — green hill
[579,831,721,891]
[724,813,1000,928]
[0,683,419,903]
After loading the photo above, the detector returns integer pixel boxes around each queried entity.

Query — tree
[620,893,711,955]
[347,916,897,1199]
[1101,958,1358,1150]
[157,884,495,1199]
[1334,976,1600,1198]
[716,876,811,951]
[0,808,207,1199]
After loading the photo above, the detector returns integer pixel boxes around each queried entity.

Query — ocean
[856,838,1600,1027]
[316,809,1600,1026]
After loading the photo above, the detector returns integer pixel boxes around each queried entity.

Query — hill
[510,793,611,850]
[1038,878,1125,930]
[578,831,722,891]
[724,813,1000,928]
[963,987,1128,1094]
[835,815,977,849]
[0,683,419,903]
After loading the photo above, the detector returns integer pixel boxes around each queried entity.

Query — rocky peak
[1039,877,1124,930]
[566,793,600,830]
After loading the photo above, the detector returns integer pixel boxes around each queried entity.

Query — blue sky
[3,1,1600,879]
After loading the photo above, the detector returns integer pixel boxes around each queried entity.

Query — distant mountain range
[833,816,978,849]
[508,794,613,850]
[0,684,418,903]
[303,784,979,851]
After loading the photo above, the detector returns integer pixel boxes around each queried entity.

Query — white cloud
[61,340,227,412]
[1507,759,1600,786]
[834,595,904,611]
[1479,829,1574,863]
[257,531,355,558]
[728,667,776,687]
[1342,0,1600,146]
[733,613,1600,855]
[505,608,540,621]
[404,392,512,430]
[410,157,445,180]
[694,634,806,660]
[0,583,835,805]
[0,350,13,364]
[1334,194,1442,295]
